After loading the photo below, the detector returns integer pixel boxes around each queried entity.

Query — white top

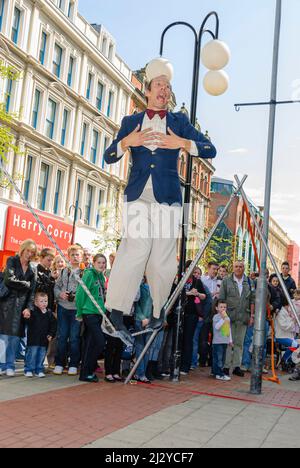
[275,307,297,341]
[202,275,219,297]
[233,275,244,297]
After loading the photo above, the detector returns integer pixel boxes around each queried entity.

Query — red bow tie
[146,109,167,120]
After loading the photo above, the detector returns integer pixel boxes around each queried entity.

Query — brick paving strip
[1,370,300,448]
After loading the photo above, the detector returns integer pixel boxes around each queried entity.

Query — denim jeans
[56,306,81,368]
[134,321,150,379]
[0,334,21,371]
[181,314,198,373]
[242,325,254,369]
[192,319,204,367]
[24,346,47,374]
[212,344,227,377]
[276,338,299,362]
[242,321,270,369]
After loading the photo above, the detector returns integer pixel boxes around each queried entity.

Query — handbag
[0,272,9,299]
[194,296,204,318]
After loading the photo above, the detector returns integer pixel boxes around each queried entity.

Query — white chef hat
[145,57,174,83]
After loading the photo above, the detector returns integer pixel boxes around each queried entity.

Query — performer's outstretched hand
[155,128,191,152]
[121,125,156,151]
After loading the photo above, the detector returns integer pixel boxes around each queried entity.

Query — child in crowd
[51,255,66,280]
[133,278,153,383]
[76,254,107,383]
[212,300,233,382]
[23,292,56,378]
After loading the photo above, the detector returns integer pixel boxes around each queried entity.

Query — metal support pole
[235,176,300,329]
[250,0,282,395]
[124,176,247,384]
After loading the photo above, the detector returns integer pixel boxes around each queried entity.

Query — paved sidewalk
[85,395,300,448]
[1,368,300,448]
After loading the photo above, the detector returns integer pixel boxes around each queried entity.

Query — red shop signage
[4,206,73,252]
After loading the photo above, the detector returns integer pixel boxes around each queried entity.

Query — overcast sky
[79,0,300,247]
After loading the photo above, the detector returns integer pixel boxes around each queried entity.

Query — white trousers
[105,198,182,318]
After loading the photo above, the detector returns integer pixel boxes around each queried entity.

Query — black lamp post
[68,202,82,245]
[159,13,229,381]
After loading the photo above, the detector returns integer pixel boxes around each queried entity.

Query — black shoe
[146,317,164,330]
[146,361,155,381]
[105,376,116,383]
[151,361,164,380]
[110,310,134,344]
[232,367,245,377]
[79,374,99,383]
[289,371,300,381]
[223,368,230,376]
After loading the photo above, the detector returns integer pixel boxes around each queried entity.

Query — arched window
[204,175,208,195]
[192,166,198,188]
[200,173,204,192]
[179,155,185,177]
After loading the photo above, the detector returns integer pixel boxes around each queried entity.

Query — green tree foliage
[0,62,22,187]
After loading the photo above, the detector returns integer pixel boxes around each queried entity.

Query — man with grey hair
[219,261,255,377]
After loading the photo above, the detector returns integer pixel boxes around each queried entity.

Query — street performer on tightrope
[104,58,217,342]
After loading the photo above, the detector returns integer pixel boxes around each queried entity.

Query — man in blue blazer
[104,58,217,339]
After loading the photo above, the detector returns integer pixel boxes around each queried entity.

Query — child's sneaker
[24,372,34,378]
[37,373,46,378]
[216,375,231,382]
[6,369,15,377]
[53,366,63,375]
[68,367,78,376]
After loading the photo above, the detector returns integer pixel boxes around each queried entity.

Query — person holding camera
[53,245,84,376]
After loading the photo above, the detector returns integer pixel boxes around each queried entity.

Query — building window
[61,108,69,146]
[11,7,21,44]
[84,185,94,225]
[45,99,57,140]
[75,178,82,221]
[108,44,114,61]
[67,1,74,18]
[67,56,74,87]
[101,37,107,55]
[107,91,114,118]
[80,122,87,156]
[31,89,41,129]
[90,130,99,164]
[96,190,103,229]
[0,0,5,32]
[37,162,50,211]
[86,72,93,100]
[24,155,33,201]
[53,169,62,214]
[58,0,64,10]
[39,31,47,65]
[96,82,104,111]
[5,79,13,112]
[102,136,110,169]
[53,43,63,78]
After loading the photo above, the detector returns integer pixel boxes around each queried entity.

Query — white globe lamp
[201,40,231,71]
[203,70,229,96]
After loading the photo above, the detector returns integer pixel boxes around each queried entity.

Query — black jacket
[0,256,36,337]
[35,264,56,310]
[184,277,206,316]
[268,284,284,313]
[281,274,297,299]
[26,306,57,347]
